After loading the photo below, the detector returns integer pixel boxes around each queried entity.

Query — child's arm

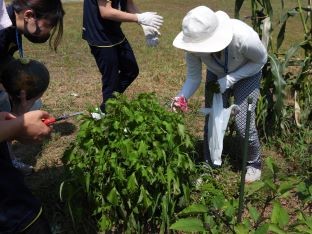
[97,0,163,28]
[97,0,138,22]
[0,110,52,143]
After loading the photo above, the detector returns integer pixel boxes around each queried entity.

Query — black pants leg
[90,39,139,112]
[22,215,52,234]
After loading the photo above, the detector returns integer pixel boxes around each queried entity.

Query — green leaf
[99,215,111,231]
[294,225,312,234]
[264,179,278,192]
[85,172,90,194]
[137,140,148,156]
[177,123,185,138]
[170,218,206,232]
[271,202,289,228]
[298,212,312,229]
[276,22,286,51]
[178,204,209,216]
[248,205,260,222]
[255,223,270,234]
[268,224,287,234]
[234,223,250,234]
[211,195,224,210]
[246,181,265,196]
[265,157,279,175]
[107,187,119,206]
[278,180,295,197]
[127,173,138,192]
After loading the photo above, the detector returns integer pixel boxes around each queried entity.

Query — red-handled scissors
[43,111,84,126]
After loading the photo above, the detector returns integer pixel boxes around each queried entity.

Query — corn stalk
[235,0,312,135]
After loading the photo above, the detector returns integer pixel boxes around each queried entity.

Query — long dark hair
[12,0,65,51]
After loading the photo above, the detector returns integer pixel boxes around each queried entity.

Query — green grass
[14,1,310,233]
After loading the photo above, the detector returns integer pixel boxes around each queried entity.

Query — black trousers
[90,39,139,112]
[22,215,51,234]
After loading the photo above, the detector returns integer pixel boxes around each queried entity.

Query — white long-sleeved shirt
[178,19,268,99]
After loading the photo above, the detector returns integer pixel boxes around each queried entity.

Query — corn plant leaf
[263,0,273,19]
[283,41,304,71]
[277,8,298,50]
[268,53,286,119]
[234,0,245,18]
[170,218,206,232]
[294,91,301,127]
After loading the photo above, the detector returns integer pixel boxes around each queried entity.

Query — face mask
[23,21,50,43]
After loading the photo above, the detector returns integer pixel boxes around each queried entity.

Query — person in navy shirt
[83,0,163,113]
[0,0,63,232]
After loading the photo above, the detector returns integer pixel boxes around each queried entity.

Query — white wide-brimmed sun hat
[173,6,233,53]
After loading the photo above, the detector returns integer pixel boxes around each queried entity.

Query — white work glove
[217,75,235,93]
[141,25,160,47]
[136,12,163,29]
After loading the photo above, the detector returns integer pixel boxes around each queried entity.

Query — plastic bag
[199,93,238,166]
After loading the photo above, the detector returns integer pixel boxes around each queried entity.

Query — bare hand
[16,110,52,144]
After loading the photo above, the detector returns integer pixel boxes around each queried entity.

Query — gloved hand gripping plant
[61,93,197,233]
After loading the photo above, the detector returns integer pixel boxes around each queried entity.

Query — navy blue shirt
[0,5,21,59]
[82,0,127,46]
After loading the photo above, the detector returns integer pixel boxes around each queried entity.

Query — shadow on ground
[11,122,79,233]
[194,134,243,172]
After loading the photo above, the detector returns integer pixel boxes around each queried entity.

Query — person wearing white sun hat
[171,6,267,183]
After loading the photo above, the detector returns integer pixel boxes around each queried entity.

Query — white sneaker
[91,108,105,120]
[245,166,261,183]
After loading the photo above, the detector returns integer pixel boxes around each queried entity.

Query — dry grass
[11,1,306,232]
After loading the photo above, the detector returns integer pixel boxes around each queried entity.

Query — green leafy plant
[60,93,197,233]
[170,158,311,234]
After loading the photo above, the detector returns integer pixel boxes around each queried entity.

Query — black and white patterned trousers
[204,70,262,167]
